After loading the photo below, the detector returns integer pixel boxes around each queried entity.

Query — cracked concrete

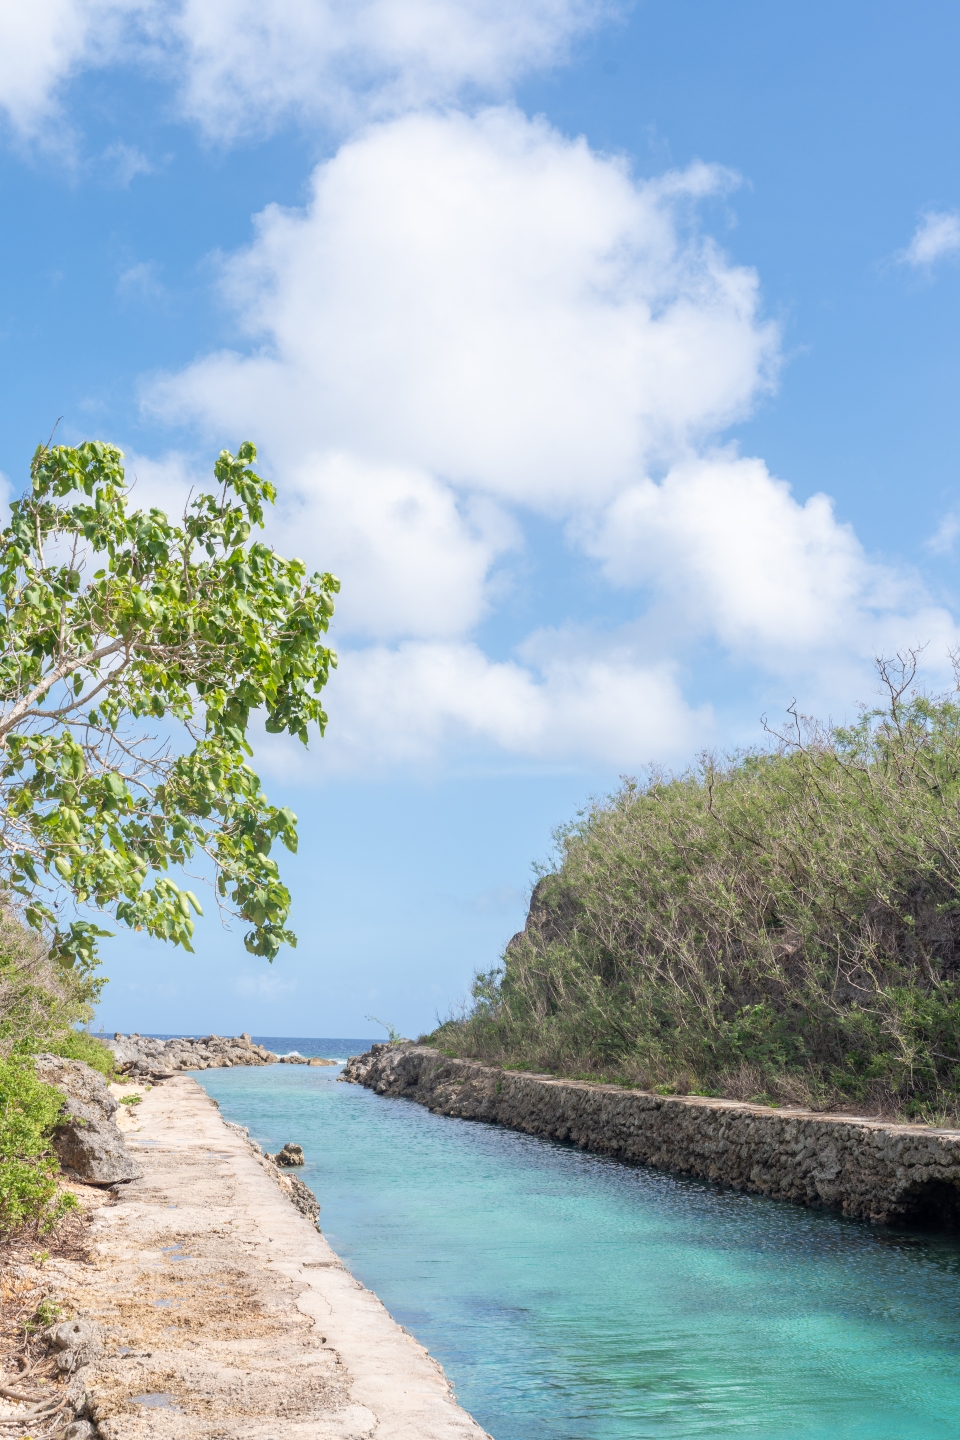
[54,1075,489,1440]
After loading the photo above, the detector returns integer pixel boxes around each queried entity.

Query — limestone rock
[34,1055,142,1186]
[47,1319,102,1374]
[105,1032,278,1075]
[288,1173,320,1223]
[272,1142,305,1166]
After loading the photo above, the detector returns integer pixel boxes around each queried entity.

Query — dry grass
[0,1202,90,1437]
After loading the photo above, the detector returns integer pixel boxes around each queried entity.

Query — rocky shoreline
[105,1033,336,1078]
[343,1043,960,1227]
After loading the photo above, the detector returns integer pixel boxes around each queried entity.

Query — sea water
[195,1049,960,1440]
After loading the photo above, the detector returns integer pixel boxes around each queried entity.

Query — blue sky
[2,0,960,1038]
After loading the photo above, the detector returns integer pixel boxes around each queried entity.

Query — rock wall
[342,1044,960,1226]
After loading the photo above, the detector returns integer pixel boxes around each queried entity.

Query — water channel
[194,1040,960,1440]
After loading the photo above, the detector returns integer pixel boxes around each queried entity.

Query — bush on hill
[431,659,960,1122]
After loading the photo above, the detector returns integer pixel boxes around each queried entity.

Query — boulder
[105,1032,278,1073]
[46,1319,102,1375]
[272,1142,305,1167]
[34,1055,142,1186]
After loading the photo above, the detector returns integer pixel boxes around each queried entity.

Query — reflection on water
[197,1057,960,1440]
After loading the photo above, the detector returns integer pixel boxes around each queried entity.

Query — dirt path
[52,1075,490,1439]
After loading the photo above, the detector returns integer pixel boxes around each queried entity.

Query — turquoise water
[195,1058,960,1440]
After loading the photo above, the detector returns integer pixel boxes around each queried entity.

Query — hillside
[431,664,960,1123]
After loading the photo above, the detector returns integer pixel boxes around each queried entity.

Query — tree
[0,438,337,984]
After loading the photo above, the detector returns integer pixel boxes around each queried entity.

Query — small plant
[119,1094,142,1106]
[25,1296,62,1332]
[366,1015,402,1043]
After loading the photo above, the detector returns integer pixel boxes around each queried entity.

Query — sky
[1,0,960,1038]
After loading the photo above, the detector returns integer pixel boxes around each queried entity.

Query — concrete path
[59,1076,490,1439]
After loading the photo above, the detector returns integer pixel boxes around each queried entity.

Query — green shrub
[49,1027,116,1078]
[431,663,960,1120]
[0,1057,75,1234]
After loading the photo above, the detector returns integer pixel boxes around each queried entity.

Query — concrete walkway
[59,1076,490,1439]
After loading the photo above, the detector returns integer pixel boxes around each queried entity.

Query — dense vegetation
[432,661,960,1122]
[0,907,112,1233]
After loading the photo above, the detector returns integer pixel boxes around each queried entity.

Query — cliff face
[342,1044,960,1227]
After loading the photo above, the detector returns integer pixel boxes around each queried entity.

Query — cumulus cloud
[256,638,711,774]
[269,452,518,641]
[150,110,777,510]
[137,106,960,771]
[900,210,960,269]
[170,0,610,140]
[0,0,608,142]
[586,452,958,690]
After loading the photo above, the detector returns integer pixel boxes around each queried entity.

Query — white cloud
[0,0,147,139]
[150,110,777,511]
[587,451,959,686]
[0,0,609,142]
[141,108,776,762]
[271,452,519,641]
[257,638,711,773]
[122,448,200,516]
[140,106,960,771]
[123,446,516,642]
[900,210,960,268]
[170,0,610,140]
[927,511,960,556]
